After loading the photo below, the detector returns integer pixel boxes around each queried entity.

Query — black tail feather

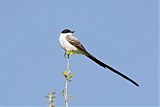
[86,54,139,87]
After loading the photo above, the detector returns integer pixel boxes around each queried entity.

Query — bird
[59,29,139,87]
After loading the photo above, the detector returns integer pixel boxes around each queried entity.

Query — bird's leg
[64,51,70,59]
[67,54,70,59]
[64,51,74,59]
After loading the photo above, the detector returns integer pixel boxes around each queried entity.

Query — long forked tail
[86,53,139,87]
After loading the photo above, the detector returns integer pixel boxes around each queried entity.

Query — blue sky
[0,0,159,107]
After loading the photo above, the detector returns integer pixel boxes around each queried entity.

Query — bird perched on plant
[59,29,139,87]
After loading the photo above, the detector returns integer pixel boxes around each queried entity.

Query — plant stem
[65,79,68,107]
[65,57,70,107]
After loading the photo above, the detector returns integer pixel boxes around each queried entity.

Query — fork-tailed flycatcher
[59,29,139,87]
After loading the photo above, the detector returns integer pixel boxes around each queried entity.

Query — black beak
[71,31,75,33]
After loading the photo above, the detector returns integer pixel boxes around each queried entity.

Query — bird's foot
[64,51,74,59]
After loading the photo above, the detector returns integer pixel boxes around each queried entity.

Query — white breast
[59,33,78,52]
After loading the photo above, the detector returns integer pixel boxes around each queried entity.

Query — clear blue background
[0,0,159,107]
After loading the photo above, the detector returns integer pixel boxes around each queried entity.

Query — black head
[61,29,75,33]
